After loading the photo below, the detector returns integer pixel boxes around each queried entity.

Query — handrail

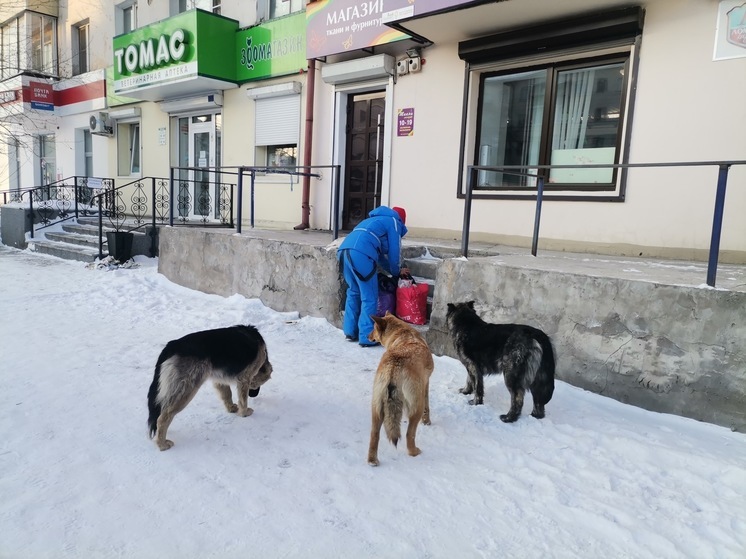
[169,164,342,237]
[461,160,746,288]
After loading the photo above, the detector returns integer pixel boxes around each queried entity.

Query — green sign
[236,13,307,83]
[112,10,237,95]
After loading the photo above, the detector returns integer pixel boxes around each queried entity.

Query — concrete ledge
[158,227,344,324]
[426,258,746,432]
[157,227,746,432]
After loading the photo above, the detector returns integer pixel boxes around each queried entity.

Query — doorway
[176,113,222,221]
[342,92,385,230]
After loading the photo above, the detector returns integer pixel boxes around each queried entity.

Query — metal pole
[333,165,341,240]
[706,164,730,287]
[169,167,175,227]
[150,177,157,257]
[460,167,474,257]
[28,191,35,239]
[97,195,104,259]
[250,170,256,229]
[531,176,545,257]
[236,167,243,234]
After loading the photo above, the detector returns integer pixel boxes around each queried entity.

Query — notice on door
[397,108,414,137]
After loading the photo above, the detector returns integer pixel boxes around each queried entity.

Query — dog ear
[371,315,384,328]
[447,303,455,311]
[467,300,475,309]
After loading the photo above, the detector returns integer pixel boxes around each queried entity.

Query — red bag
[396,280,429,325]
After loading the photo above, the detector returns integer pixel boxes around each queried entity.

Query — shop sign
[397,107,414,136]
[714,1,746,60]
[112,10,237,94]
[29,82,54,111]
[306,0,482,58]
[236,13,307,82]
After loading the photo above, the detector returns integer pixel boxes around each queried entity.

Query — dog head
[446,301,477,328]
[369,312,410,346]
[248,358,273,398]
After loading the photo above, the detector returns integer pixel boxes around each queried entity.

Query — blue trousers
[341,251,378,345]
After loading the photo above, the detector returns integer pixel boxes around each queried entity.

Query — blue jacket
[337,206,408,277]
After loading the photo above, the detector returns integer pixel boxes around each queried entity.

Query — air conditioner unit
[89,112,113,136]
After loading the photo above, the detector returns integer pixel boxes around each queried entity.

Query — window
[1,18,20,79]
[476,59,626,189]
[459,6,642,199]
[84,130,93,176]
[175,0,222,14]
[29,13,57,74]
[117,122,141,176]
[72,21,89,75]
[116,1,137,35]
[8,137,21,192]
[254,93,300,171]
[257,0,304,21]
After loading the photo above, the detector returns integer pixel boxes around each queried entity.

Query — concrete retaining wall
[158,227,746,432]
[426,258,746,432]
[158,227,345,324]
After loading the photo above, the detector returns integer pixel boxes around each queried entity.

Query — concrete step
[61,222,113,237]
[28,239,101,262]
[45,231,103,249]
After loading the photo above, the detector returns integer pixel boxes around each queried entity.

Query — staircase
[28,218,114,262]
[402,246,450,326]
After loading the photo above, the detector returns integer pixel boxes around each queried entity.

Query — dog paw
[238,408,254,417]
[531,410,545,419]
[408,447,422,457]
[459,387,473,395]
[158,440,174,451]
[499,414,518,423]
[368,458,379,467]
[468,398,483,405]
[227,404,238,413]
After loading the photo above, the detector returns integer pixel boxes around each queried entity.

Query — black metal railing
[3,177,116,237]
[170,165,342,236]
[88,176,235,258]
[461,160,746,287]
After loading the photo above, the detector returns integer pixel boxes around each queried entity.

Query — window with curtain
[475,58,626,191]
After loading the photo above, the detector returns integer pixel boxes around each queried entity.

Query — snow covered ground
[1,246,744,559]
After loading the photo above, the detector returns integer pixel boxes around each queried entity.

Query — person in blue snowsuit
[337,206,408,346]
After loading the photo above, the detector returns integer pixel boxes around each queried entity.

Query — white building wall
[382,0,746,260]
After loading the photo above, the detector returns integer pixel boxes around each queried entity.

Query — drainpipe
[294,58,316,230]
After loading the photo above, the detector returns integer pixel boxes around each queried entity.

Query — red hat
[393,206,406,224]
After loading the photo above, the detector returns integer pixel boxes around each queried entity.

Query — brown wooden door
[342,92,385,230]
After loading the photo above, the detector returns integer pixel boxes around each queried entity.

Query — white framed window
[72,21,89,75]
[254,93,300,172]
[116,1,137,35]
[1,17,20,79]
[117,121,141,176]
[84,130,93,176]
[174,0,221,14]
[7,137,21,191]
[29,13,57,75]
[258,0,304,21]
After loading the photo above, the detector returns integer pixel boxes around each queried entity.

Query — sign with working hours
[397,107,414,136]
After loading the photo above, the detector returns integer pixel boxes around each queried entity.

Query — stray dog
[147,325,273,451]
[367,312,434,466]
[446,301,555,422]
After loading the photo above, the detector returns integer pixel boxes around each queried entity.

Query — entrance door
[342,92,385,230]
[176,113,221,221]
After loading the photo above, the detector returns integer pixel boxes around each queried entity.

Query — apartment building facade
[1,0,745,261]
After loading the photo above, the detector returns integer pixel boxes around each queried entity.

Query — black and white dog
[446,301,555,422]
[147,325,273,451]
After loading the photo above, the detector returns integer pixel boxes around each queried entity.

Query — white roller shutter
[255,95,300,146]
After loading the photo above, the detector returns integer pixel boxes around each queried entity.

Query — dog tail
[147,354,165,439]
[383,382,404,447]
[531,331,556,406]
[373,377,404,447]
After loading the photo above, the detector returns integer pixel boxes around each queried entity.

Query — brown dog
[367,312,434,466]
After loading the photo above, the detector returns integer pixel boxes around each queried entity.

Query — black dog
[446,301,555,422]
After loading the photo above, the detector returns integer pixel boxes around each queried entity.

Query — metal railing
[170,165,342,236]
[461,160,746,288]
[2,177,116,237]
[89,175,235,258]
